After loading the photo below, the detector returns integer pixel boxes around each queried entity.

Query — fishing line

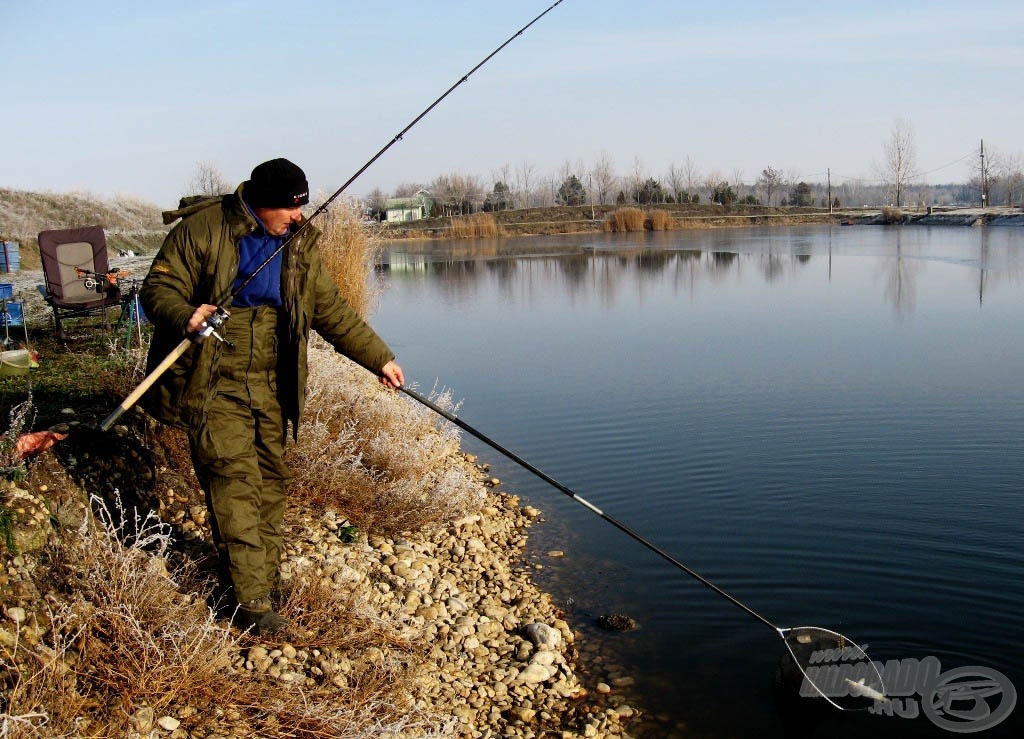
[400,385,888,710]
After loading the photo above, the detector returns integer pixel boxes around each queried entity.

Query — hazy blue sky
[2,1,1020,207]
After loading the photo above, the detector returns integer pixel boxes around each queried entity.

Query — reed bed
[447,212,502,238]
[646,209,675,230]
[603,207,646,232]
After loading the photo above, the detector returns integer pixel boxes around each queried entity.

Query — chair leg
[53,311,66,341]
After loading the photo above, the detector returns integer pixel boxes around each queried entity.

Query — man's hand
[187,304,220,334]
[379,360,405,390]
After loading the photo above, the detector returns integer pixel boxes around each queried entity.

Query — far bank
[378,203,1024,241]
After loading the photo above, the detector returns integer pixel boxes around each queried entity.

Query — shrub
[881,206,904,224]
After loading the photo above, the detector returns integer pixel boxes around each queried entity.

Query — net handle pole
[399,385,779,632]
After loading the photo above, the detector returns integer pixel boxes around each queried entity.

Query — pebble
[157,716,181,731]
[524,622,562,650]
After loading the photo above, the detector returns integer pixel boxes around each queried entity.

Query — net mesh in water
[779,626,887,711]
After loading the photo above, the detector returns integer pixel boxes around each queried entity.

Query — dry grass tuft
[646,209,675,230]
[880,206,904,224]
[314,199,383,320]
[280,562,409,652]
[447,213,501,238]
[602,207,646,232]
[287,340,484,536]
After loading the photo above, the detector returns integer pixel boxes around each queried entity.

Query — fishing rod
[100,0,567,432]
[399,384,888,710]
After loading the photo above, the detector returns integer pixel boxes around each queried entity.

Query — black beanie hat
[245,158,310,208]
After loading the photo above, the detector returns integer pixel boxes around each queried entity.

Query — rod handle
[99,337,191,431]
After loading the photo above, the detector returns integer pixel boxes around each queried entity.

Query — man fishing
[140,157,404,635]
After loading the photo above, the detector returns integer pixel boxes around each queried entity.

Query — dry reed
[447,213,501,238]
[646,209,674,230]
[314,199,383,320]
[602,207,646,232]
[880,206,904,224]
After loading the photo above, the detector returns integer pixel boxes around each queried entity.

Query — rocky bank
[1,414,642,737]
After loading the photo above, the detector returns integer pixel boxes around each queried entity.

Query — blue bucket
[1,301,23,327]
[0,242,19,273]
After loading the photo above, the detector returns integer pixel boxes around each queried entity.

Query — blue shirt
[233,207,287,308]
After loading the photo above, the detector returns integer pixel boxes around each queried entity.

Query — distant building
[385,190,432,222]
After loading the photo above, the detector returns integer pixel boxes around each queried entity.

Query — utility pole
[827,169,832,214]
[980,139,988,209]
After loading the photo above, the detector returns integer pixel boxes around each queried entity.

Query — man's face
[254,206,303,236]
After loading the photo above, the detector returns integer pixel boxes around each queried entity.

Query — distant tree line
[183,124,1023,220]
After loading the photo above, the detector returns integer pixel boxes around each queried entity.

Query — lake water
[372,225,1024,738]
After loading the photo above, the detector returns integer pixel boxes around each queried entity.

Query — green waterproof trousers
[188,306,292,605]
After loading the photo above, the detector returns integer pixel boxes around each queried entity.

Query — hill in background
[0,187,169,269]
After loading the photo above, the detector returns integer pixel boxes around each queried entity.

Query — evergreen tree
[556,175,587,206]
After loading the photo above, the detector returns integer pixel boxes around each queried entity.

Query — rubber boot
[234,596,289,636]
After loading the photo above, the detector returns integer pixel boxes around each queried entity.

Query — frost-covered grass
[288,340,483,536]
[0,495,443,737]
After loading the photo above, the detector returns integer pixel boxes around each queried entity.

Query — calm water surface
[372,226,1024,738]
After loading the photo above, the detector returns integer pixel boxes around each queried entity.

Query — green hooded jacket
[140,184,394,435]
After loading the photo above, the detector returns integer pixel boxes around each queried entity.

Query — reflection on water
[373,226,1024,738]
[379,226,1024,318]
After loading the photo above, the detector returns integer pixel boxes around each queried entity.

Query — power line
[803,149,977,185]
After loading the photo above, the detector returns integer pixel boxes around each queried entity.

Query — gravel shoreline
[1,259,645,737]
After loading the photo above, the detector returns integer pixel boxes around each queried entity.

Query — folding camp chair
[37,226,123,339]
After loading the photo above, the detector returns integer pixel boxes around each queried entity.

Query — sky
[1,0,1021,207]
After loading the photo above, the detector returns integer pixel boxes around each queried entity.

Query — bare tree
[628,156,647,205]
[876,119,919,207]
[998,152,1024,206]
[590,152,617,205]
[185,161,232,197]
[365,186,386,213]
[515,160,537,209]
[703,170,724,204]
[756,166,784,207]
[665,162,686,203]
[731,168,745,202]
[430,172,482,216]
[682,155,700,199]
[393,182,425,197]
